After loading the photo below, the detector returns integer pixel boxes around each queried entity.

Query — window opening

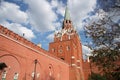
[61,58,64,60]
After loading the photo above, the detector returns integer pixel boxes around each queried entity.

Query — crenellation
[0,26,5,33]
[0,26,69,80]
[3,28,8,35]
[11,32,16,39]
[24,39,30,45]
[9,31,14,38]
[6,30,11,36]
[0,25,42,52]
[14,34,20,40]
[0,25,62,60]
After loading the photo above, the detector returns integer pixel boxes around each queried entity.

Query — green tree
[84,2,120,80]
[88,73,106,80]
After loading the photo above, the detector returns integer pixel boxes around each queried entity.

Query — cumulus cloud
[82,45,92,54]
[0,21,35,40]
[24,0,58,32]
[0,0,97,50]
[82,45,92,59]
[0,1,36,40]
[0,1,28,23]
[46,32,54,41]
[50,0,65,17]
[68,0,96,31]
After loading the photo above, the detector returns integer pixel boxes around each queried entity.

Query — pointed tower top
[64,6,71,20]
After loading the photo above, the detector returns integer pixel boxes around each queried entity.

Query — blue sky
[0,0,97,55]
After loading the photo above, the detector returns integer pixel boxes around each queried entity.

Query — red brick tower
[49,7,84,80]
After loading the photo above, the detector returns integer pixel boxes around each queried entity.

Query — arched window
[69,20,71,23]
[13,72,19,80]
[1,70,7,80]
[67,46,70,51]
[66,20,67,23]
[61,58,64,60]
[47,64,55,80]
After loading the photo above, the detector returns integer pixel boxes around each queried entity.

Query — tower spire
[64,6,71,20]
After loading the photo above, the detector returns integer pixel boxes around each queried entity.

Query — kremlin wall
[0,7,98,80]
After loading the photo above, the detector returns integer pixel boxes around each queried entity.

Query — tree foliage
[84,0,120,80]
[88,73,106,80]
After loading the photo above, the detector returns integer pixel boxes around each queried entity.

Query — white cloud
[24,0,58,32]
[0,1,35,40]
[56,5,65,17]
[46,33,54,41]
[0,21,35,40]
[68,0,96,31]
[46,22,61,41]
[0,0,97,50]
[82,45,92,54]
[50,0,58,8]
[0,1,28,23]
[50,0,65,17]
[82,45,92,59]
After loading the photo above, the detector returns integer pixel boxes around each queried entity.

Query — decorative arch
[46,64,55,80]
[29,59,43,80]
[0,54,21,80]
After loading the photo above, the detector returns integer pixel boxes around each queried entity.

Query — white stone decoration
[14,73,19,80]
[2,70,7,79]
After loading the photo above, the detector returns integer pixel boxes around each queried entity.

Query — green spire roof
[64,7,71,20]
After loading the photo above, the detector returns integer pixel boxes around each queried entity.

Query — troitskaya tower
[49,7,84,80]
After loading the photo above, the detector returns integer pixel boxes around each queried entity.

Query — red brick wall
[1,23,111,80]
[82,60,91,80]
[82,60,103,80]
[0,25,69,80]
[49,19,85,80]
